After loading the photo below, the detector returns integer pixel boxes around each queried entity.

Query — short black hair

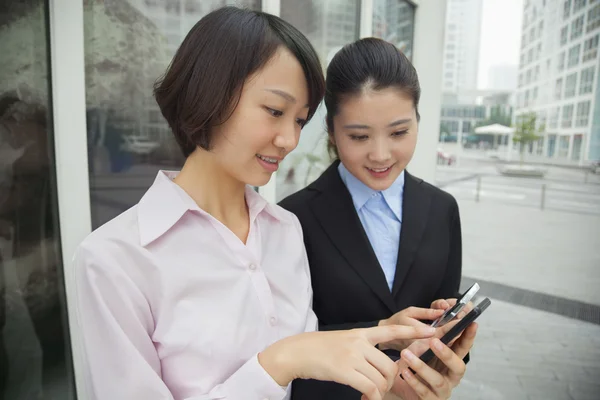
[154,6,325,158]
[324,38,421,158]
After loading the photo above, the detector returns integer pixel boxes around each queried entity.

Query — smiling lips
[256,154,281,172]
[366,164,394,178]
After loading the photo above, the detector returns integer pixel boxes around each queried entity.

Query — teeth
[257,154,278,164]
[369,167,390,172]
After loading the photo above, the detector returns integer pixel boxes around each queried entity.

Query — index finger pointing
[363,325,437,346]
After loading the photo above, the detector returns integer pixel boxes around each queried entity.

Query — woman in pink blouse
[73,6,475,400]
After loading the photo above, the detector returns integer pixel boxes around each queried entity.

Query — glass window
[587,3,600,32]
[579,66,596,93]
[549,106,560,128]
[277,0,361,201]
[565,72,578,98]
[574,0,587,14]
[561,104,574,127]
[564,0,572,19]
[582,34,599,62]
[570,15,585,40]
[84,0,261,228]
[567,44,581,67]
[575,100,591,126]
[558,135,570,157]
[556,78,564,99]
[0,1,75,398]
[372,0,416,59]
[282,0,360,69]
[558,51,566,71]
[560,25,569,46]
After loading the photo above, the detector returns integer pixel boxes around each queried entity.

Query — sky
[477,0,524,89]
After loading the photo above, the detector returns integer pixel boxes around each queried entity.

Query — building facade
[442,0,484,97]
[516,0,600,162]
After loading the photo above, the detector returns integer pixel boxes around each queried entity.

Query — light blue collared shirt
[338,163,405,291]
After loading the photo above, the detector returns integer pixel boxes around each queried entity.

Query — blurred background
[0,0,598,399]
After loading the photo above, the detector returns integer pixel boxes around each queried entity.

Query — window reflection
[84,0,260,228]
[0,1,74,398]
[276,0,361,201]
[373,0,415,60]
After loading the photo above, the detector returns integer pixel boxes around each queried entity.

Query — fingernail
[426,327,436,334]
[433,338,444,351]
[402,369,413,379]
[403,350,416,361]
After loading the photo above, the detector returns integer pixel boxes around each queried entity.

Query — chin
[244,172,274,188]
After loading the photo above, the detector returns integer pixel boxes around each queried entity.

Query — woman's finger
[400,367,437,400]
[401,349,450,398]
[364,344,399,391]
[345,369,384,400]
[362,325,436,347]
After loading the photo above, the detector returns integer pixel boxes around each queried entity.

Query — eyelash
[349,130,409,141]
[265,107,307,128]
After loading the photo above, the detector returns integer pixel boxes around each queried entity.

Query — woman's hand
[258,325,437,400]
[390,322,478,400]
[378,307,445,351]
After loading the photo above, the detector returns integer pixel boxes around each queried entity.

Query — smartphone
[419,297,491,364]
[430,282,480,328]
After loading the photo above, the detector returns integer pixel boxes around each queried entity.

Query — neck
[174,148,248,226]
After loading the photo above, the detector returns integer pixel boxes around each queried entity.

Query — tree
[474,105,513,129]
[513,112,544,164]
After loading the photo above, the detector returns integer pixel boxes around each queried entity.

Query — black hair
[154,6,325,158]
[324,37,420,158]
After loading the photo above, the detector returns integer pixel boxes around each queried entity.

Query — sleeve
[73,242,287,400]
[435,197,463,301]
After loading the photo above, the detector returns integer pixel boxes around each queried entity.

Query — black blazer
[279,160,463,400]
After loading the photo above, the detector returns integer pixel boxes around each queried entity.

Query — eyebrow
[343,118,412,130]
[265,89,309,108]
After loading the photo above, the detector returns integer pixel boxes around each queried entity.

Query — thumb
[363,325,436,346]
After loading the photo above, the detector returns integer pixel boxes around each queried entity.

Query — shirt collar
[338,162,405,221]
[137,171,290,246]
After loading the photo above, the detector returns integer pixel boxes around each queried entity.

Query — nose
[368,137,391,163]
[273,121,300,154]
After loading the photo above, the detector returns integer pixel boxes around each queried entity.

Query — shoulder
[407,173,459,214]
[73,206,144,275]
[278,185,319,215]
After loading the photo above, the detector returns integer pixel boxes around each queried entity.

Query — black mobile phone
[430,282,480,328]
[419,297,491,364]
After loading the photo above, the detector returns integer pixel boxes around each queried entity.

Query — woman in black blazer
[280,38,477,400]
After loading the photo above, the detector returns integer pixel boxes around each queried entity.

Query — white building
[442,0,484,98]
[516,0,600,163]
[488,64,519,91]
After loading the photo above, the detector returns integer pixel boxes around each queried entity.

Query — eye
[392,130,409,137]
[296,118,307,128]
[265,107,283,117]
[349,134,369,141]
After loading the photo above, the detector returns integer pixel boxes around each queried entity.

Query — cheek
[337,141,366,165]
[394,136,417,158]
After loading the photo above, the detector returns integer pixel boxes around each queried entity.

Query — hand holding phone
[420,297,490,364]
[431,282,480,328]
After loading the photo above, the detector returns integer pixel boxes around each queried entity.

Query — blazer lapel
[308,162,397,313]
[391,172,432,297]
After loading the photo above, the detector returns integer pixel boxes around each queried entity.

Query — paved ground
[436,159,600,400]
[452,298,600,400]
